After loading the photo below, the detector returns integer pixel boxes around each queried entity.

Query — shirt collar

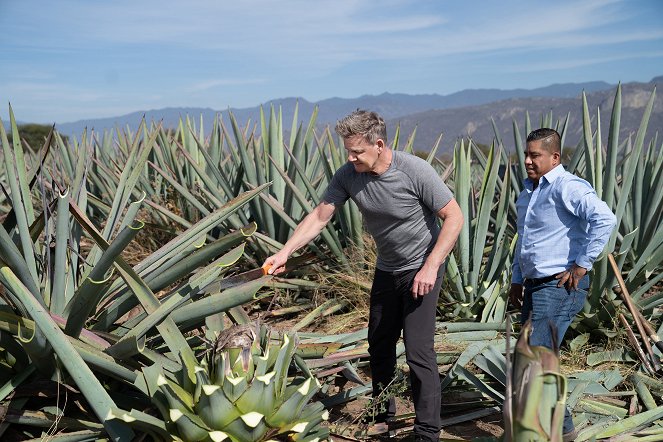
[524,164,565,190]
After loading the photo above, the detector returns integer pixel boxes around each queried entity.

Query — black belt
[524,274,557,285]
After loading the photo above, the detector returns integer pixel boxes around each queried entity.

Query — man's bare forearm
[280,202,335,257]
[424,200,464,269]
[264,202,336,274]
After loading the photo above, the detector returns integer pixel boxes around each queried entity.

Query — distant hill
[389,80,661,153]
[13,78,661,154]
[51,81,614,138]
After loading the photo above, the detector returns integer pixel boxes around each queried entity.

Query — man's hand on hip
[555,263,587,290]
[411,264,438,299]
[509,284,523,309]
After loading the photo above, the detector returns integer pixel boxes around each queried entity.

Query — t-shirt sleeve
[414,159,454,213]
[322,166,350,207]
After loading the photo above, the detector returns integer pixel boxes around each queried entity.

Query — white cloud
[4,0,660,69]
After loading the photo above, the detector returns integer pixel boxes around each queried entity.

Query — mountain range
[30,77,663,153]
[391,78,662,152]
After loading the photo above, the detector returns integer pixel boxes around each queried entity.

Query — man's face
[343,134,382,173]
[524,139,560,181]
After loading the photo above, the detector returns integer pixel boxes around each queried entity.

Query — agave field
[0,83,661,441]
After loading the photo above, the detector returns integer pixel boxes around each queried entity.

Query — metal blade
[201,267,268,294]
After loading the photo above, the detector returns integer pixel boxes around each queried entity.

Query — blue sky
[1,0,662,124]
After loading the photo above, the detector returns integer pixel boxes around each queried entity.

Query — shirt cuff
[575,256,593,271]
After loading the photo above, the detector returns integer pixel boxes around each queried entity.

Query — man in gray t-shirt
[264,110,463,442]
[324,149,454,272]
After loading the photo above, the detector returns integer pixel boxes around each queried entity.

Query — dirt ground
[264,293,506,441]
[322,364,504,442]
[328,395,503,441]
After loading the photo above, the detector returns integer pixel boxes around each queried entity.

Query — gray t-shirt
[323,150,454,272]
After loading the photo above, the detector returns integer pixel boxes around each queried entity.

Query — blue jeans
[521,275,588,434]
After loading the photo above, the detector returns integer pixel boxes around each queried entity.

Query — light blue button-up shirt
[512,164,616,284]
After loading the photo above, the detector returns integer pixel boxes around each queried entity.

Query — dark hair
[526,128,561,153]
[335,109,387,144]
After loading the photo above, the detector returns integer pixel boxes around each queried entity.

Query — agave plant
[142,322,329,442]
[503,320,566,442]
[0,111,282,439]
[440,138,514,322]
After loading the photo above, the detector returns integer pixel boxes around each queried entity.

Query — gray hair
[335,109,387,144]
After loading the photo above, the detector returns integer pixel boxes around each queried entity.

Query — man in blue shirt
[509,128,616,441]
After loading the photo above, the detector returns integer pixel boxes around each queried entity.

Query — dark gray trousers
[368,265,443,440]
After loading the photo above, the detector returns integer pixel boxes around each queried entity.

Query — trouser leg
[402,265,444,440]
[367,269,401,422]
[521,275,589,435]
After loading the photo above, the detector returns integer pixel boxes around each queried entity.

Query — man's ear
[553,150,561,165]
[376,139,385,151]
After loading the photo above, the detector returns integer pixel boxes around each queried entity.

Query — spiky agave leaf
[223,411,269,441]
[266,377,321,428]
[196,384,240,429]
[222,373,249,403]
[169,407,211,442]
[288,404,330,441]
[234,371,277,415]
